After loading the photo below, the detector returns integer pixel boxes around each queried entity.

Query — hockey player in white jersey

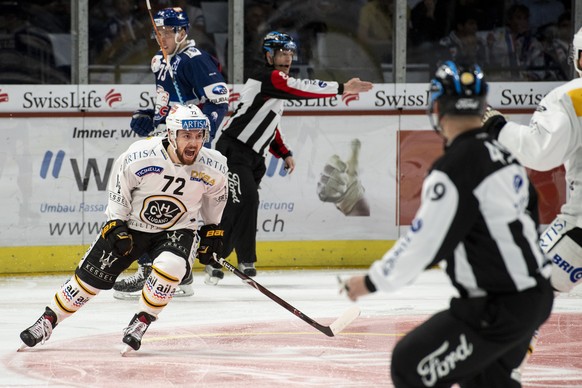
[114,6,229,299]
[19,104,228,354]
[483,26,582,294]
[481,26,582,381]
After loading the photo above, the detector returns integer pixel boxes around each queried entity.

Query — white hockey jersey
[105,136,228,232]
[499,77,582,226]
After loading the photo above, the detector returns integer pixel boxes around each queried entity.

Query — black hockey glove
[197,224,224,265]
[101,219,133,257]
[482,106,507,140]
[130,109,155,136]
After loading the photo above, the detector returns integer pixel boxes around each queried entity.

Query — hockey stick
[212,255,361,337]
[145,0,185,104]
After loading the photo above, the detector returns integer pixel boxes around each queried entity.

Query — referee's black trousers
[391,278,554,387]
[216,136,266,265]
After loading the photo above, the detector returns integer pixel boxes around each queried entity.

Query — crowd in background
[0,0,574,84]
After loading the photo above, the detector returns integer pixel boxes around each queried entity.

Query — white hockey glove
[317,139,365,215]
[482,106,507,139]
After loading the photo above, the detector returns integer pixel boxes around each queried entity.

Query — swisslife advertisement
[0,82,563,251]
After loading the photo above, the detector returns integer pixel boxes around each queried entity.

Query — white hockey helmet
[166,103,210,148]
[573,27,582,77]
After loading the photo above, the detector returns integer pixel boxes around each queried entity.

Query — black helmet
[429,61,488,121]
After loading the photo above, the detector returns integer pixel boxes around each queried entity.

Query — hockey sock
[139,252,186,317]
[50,274,99,323]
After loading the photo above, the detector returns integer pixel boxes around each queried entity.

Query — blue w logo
[40,150,114,191]
[40,150,65,178]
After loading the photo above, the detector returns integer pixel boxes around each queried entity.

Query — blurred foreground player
[483,26,582,294]
[19,104,228,354]
[343,61,553,387]
[481,26,582,380]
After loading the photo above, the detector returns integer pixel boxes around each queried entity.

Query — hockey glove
[130,109,155,137]
[101,219,133,257]
[317,139,365,215]
[197,224,224,265]
[482,106,507,140]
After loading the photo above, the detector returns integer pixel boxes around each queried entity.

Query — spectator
[357,0,393,64]
[537,11,572,80]
[175,0,219,60]
[409,0,454,65]
[438,7,487,66]
[92,0,152,67]
[0,1,69,83]
[486,4,546,81]
[244,2,274,78]
[518,0,565,33]
[409,0,453,47]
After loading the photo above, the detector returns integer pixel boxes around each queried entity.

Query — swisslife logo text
[22,88,123,109]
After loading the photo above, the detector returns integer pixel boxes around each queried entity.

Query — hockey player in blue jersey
[130,6,228,144]
[114,7,229,299]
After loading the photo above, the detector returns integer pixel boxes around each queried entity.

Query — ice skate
[19,307,57,351]
[204,264,224,285]
[121,311,156,355]
[238,262,257,277]
[113,263,152,300]
[174,270,194,297]
[511,329,540,383]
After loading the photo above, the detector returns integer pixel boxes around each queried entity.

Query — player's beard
[176,146,198,165]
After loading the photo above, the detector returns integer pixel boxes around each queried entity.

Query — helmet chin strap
[170,30,189,56]
[167,140,183,165]
[428,101,443,133]
[167,129,178,154]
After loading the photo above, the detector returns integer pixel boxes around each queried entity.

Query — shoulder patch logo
[135,166,164,177]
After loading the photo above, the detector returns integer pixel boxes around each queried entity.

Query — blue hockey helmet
[262,31,297,56]
[154,7,190,33]
[429,61,488,119]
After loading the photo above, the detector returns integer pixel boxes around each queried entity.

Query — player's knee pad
[541,221,582,292]
[139,251,186,316]
[51,274,100,323]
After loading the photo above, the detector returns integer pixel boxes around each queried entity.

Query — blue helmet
[262,31,297,56]
[429,61,488,118]
[154,7,190,33]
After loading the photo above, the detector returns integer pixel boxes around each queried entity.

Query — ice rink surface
[1,268,581,387]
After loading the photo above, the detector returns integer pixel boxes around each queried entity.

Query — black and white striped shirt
[219,68,343,157]
[369,128,548,297]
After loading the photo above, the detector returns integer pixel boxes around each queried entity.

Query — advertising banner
[0,115,395,247]
[0,82,560,113]
[0,82,567,272]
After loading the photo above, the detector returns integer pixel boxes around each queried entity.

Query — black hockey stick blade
[213,255,361,336]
